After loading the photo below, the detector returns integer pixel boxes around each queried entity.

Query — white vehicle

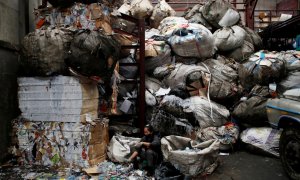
[266,90,300,180]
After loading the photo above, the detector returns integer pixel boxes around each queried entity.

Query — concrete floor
[205,151,289,180]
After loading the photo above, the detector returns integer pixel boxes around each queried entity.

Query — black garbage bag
[155,162,183,180]
[238,55,286,90]
[20,28,74,76]
[278,71,300,93]
[66,30,120,81]
[232,85,270,127]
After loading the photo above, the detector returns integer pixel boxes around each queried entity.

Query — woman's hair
[145,124,154,133]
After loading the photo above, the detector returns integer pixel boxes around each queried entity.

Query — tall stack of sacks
[13,3,119,168]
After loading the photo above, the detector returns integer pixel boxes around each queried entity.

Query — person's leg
[145,149,157,168]
[145,149,158,176]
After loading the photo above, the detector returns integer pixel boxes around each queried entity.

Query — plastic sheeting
[240,127,281,157]
[161,136,220,176]
[20,28,73,76]
[168,23,215,58]
[11,117,109,168]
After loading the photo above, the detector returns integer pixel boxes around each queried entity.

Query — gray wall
[0,0,39,161]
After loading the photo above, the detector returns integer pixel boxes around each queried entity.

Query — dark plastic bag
[66,30,120,81]
[238,57,286,90]
[20,28,74,76]
[232,85,270,127]
[155,162,183,180]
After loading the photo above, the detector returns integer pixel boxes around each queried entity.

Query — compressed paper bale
[202,0,240,28]
[158,17,189,36]
[20,28,73,76]
[168,23,215,58]
[130,0,153,19]
[12,118,109,168]
[238,52,286,90]
[66,30,120,79]
[213,25,246,52]
[18,76,99,123]
[150,0,176,29]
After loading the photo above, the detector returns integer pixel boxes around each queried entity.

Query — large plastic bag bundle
[168,23,215,58]
[184,5,212,30]
[145,40,172,73]
[239,51,286,90]
[225,40,255,62]
[196,122,239,151]
[119,56,138,79]
[107,134,141,163]
[240,128,281,157]
[185,4,202,19]
[146,76,163,92]
[232,85,270,127]
[158,17,189,36]
[181,96,229,128]
[277,50,300,72]
[278,71,300,93]
[213,25,246,51]
[66,30,120,80]
[201,59,241,100]
[150,0,176,29]
[155,63,208,89]
[20,28,73,76]
[202,0,240,28]
[244,27,263,51]
[130,0,153,19]
[161,136,220,176]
